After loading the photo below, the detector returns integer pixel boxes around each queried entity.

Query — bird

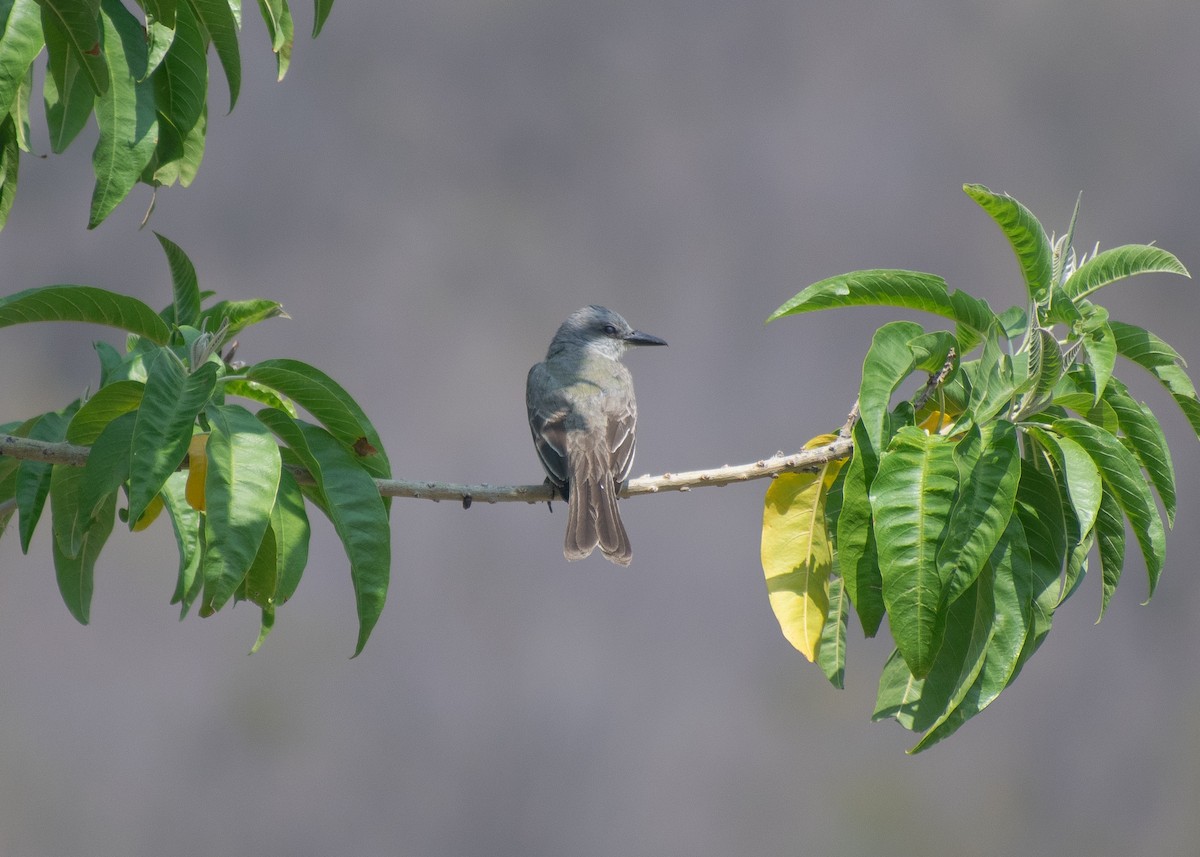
[526,306,667,565]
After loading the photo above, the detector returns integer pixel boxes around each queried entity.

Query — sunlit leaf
[37,0,109,96]
[871,426,959,677]
[0,285,171,342]
[837,420,884,636]
[963,183,1053,303]
[1094,485,1125,621]
[857,320,921,455]
[199,404,281,614]
[154,233,202,327]
[128,350,218,523]
[1053,418,1165,600]
[161,470,203,616]
[1110,320,1200,439]
[761,434,844,661]
[818,576,848,688]
[258,408,390,657]
[768,269,998,347]
[1063,244,1189,300]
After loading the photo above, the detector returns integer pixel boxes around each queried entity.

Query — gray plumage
[526,306,667,565]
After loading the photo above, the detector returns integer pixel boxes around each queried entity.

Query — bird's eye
[603,324,618,336]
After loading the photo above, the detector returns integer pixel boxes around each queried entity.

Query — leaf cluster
[0,0,333,230]
[762,184,1192,752]
[0,234,390,655]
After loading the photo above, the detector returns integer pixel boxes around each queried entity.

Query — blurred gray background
[2,1,1199,854]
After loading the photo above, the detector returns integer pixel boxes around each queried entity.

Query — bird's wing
[606,386,638,487]
[526,363,570,490]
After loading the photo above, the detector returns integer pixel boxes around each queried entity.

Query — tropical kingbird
[526,306,667,565]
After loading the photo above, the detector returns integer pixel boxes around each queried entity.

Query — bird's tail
[564,443,632,566]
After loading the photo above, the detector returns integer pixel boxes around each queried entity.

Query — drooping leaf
[1011,462,1068,672]
[0,113,18,228]
[161,469,204,616]
[1063,244,1189,300]
[963,331,1014,425]
[0,0,45,131]
[1110,320,1200,439]
[768,269,998,347]
[245,358,391,479]
[257,408,390,657]
[836,420,884,636]
[870,426,959,677]
[761,435,844,661]
[1077,303,1116,403]
[42,10,95,153]
[128,350,218,523]
[198,403,281,615]
[911,514,1038,753]
[818,576,848,688]
[189,0,241,110]
[0,285,171,342]
[1053,418,1165,600]
[1025,427,1102,547]
[271,466,310,604]
[89,0,159,229]
[938,420,1021,606]
[75,411,136,548]
[37,0,109,96]
[15,410,70,553]
[1102,379,1176,527]
[963,183,1054,303]
[255,0,293,79]
[49,462,117,624]
[150,0,206,170]
[1094,485,1125,621]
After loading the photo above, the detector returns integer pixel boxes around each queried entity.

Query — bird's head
[552,305,668,360]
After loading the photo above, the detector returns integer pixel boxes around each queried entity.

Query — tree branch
[1,431,854,507]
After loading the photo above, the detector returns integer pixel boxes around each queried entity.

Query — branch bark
[1,431,854,506]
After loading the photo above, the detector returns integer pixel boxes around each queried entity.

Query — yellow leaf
[185,433,209,511]
[760,433,845,661]
[131,494,164,531]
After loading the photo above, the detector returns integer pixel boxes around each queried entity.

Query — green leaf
[1053,418,1165,600]
[938,420,1021,606]
[241,517,278,608]
[222,378,297,415]
[870,426,959,678]
[1025,426,1102,545]
[768,269,998,347]
[258,408,390,657]
[66,379,144,443]
[128,350,218,523]
[1026,327,1063,401]
[245,358,391,479]
[271,466,310,604]
[198,297,286,337]
[0,284,171,342]
[312,0,332,36]
[142,0,176,77]
[0,0,45,124]
[963,183,1053,303]
[1011,462,1069,671]
[188,0,241,111]
[1094,485,1125,621]
[15,410,70,553]
[161,469,204,616]
[50,463,117,624]
[75,410,135,548]
[1078,305,1116,403]
[1063,244,1190,300]
[89,0,158,229]
[857,320,922,455]
[874,567,994,735]
[911,514,1038,753]
[37,0,109,96]
[963,331,1013,425]
[151,100,205,187]
[1103,379,1176,527]
[0,113,18,228]
[198,403,281,614]
[150,0,206,155]
[1109,320,1200,439]
[818,576,848,688]
[255,0,292,80]
[42,9,95,153]
[836,420,884,636]
[154,232,202,327]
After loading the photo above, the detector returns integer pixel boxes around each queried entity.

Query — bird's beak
[624,330,668,347]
